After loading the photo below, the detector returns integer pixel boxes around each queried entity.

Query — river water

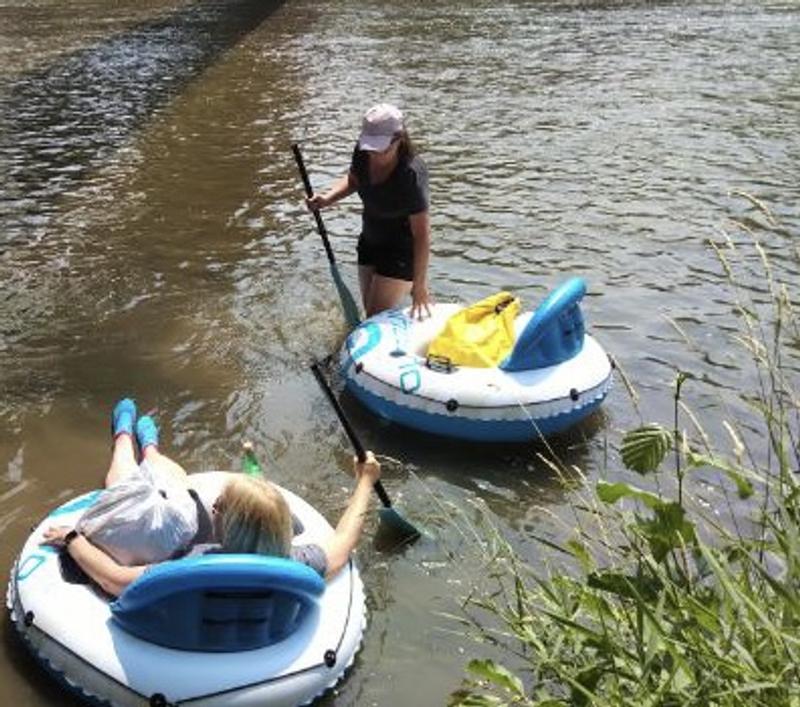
[1,0,798,704]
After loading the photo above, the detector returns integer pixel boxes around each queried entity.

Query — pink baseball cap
[357,103,404,152]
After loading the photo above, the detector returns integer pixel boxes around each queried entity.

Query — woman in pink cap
[305,103,432,319]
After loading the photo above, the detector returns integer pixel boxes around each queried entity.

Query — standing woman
[305,104,433,319]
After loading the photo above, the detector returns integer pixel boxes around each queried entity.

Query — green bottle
[241,441,263,477]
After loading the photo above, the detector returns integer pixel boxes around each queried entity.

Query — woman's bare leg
[136,414,189,485]
[141,446,189,485]
[358,265,376,312]
[105,434,139,487]
[365,274,412,316]
[106,398,139,487]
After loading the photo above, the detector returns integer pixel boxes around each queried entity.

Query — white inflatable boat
[6,472,366,707]
[340,278,613,442]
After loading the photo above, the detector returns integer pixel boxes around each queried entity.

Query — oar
[310,361,421,544]
[292,143,362,329]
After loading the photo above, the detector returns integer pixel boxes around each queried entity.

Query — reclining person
[42,398,380,597]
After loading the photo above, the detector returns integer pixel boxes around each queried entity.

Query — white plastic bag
[76,461,198,566]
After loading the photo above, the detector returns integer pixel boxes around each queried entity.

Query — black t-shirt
[350,147,429,249]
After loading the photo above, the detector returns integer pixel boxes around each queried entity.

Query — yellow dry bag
[427,292,521,368]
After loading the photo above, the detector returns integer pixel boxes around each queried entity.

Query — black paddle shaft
[310,362,394,509]
[291,143,337,266]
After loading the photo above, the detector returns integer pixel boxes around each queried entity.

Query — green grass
[448,197,800,707]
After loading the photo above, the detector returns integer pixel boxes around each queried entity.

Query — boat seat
[110,554,325,652]
[500,277,586,372]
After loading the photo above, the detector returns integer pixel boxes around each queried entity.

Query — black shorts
[356,235,414,281]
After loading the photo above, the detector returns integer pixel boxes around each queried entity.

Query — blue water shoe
[111,398,137,438]
[136,415,159,451]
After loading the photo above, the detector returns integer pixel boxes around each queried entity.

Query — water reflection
[0,0,284,248]
[0,0,290,454]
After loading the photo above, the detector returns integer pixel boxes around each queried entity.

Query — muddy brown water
[1,0,798,704]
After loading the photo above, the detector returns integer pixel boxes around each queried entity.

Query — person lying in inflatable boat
[40,398,380,597]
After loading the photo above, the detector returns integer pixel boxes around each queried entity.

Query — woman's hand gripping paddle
[292,144,362,330]
[310,361,421,545]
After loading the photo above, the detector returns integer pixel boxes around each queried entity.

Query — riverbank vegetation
[449,198,800,706]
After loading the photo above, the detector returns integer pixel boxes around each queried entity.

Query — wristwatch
[63,529,80,548]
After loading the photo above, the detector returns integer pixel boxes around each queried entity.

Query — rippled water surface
[2,0,799,704]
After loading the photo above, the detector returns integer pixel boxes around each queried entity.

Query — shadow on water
[333,386,611,523]
[0,0,285,248]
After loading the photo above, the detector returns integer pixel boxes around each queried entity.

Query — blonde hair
[217,475,292,557]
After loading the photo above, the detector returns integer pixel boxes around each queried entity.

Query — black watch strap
[63,529,80,548]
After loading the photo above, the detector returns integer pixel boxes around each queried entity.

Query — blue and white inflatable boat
[340,278,613,442]
[6,472,366,707]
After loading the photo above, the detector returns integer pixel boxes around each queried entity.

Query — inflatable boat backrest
[111,554,325,652]
[500,277,586,372]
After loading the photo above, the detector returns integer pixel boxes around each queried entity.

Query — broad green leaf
[621,424,673,474]
[448,689,504,707]
[671,663,693,692]
[597,480,664,509]
[637,502,697,562]
[466,659,524,697]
